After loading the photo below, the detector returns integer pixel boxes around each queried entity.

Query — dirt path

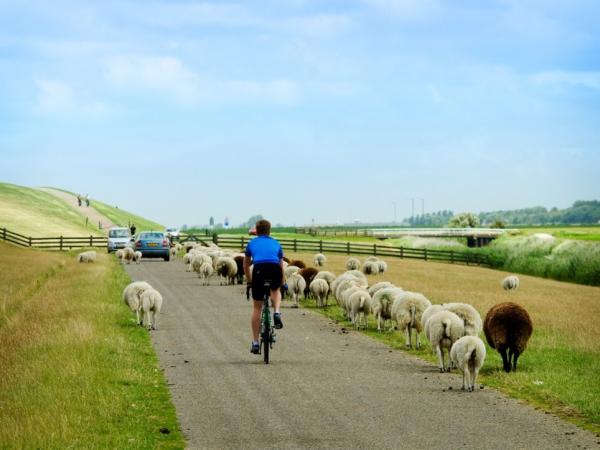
[40,188,116,233]
[124,259,599,450]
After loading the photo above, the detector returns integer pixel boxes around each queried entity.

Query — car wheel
[164,254,170,262]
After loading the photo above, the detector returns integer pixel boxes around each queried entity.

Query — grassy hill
[0,183,102,237]
[91,199,163,232]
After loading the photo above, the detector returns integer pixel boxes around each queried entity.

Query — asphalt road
[125,258,599,450]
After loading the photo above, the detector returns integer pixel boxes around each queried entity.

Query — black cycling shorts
[251,263,283,301]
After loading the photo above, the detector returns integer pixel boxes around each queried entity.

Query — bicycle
[246,281,276,364]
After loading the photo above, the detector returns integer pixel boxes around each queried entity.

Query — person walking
[130,223,136,236]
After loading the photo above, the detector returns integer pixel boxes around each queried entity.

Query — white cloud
[530,70,600,89]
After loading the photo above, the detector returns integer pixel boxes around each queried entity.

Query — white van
[107,227,131,253]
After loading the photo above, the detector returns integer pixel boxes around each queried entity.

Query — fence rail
[179,233,491,267]
[1,227,107,250]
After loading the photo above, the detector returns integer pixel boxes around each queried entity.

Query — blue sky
[0,0,599,227]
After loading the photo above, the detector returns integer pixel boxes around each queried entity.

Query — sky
[0,0,599,227]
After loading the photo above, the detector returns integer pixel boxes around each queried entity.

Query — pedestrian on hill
[85,194,90,207]
[130,223,136,236]
[77,194,82,207]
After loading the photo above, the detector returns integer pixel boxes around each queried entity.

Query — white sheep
[339,284,363,318]
[133,251,142,264]
[122,281,153,326]
[169,246,177,259]
[310,278,330,308]
[502,275,520,291]
[377,260,388,274]
[313,270,336,294]
[313,253,327,267]
[191,254,211,276]
[284,265,301,279]
[450,336,487,391]
[345,257,361,270]
[344,270,368,287]
[421,304,445,334]
[215,256,238,285]
[443,302,483,337]
[347,289,372,329]
[116,249,125,262]
[391,291,431,349]
[371,287,404,332]
[287,272,306,308]
[140,288,163,330]
[362,260,380,275]
[365,256,379,262]
[198,262,213,285]
[367,281,395,297]
[425,310,465,372]
[77,250,96,263]
[123,247,135,264]
[183,252,193,270]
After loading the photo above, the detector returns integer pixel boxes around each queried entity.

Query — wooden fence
[180,234,491,267]
[1,228,107,250]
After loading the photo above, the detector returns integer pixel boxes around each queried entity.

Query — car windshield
[109,229,130,238]
[140,233,164,240]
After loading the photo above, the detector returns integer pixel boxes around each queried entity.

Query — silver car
[107,227,132,253]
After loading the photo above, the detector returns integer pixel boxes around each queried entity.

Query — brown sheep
[298,267,319,299]
[233,255,245,285]
[289,259,307,269]
[483,302,533,373]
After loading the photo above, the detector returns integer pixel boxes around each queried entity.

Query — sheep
[377,260,388,274]
[233,255,245,284]
[123,247,135,264]
[334,277,360,309]
[133,251,142,264]
[365,256,379,262]
[198,262,213,286]
[77,250,96,263]
[344,270,368,287]
[347,289,372,329]
[183,252,193,270]
[368,281,394,298]
[391,291,431,349]
[169,246,177,259]
[502,275,520,291]
[284,265,301,278]
[425,310,464,372]
[484,302,533,373]
[371,287,404,332]
[313,253,327,267]
[184,241,196,253]
[287,272,306,307]
[339,284,363,319]
[298,267,319,299]
[191,254,211,276]
[289,259,307,269]
[122,281,153,326]
[450,336,487,392]
[140,288,163,330]
[215,256,238,285]
[421,304,444,331]
[345,257,361,270]
[116,249,125,262]
[174,243,183,252]
[313,270,336,288]
[443,302,483,337]
[310,278,330,308]
[362,260,380,275]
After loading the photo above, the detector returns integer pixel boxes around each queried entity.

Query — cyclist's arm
[243,255,252,282]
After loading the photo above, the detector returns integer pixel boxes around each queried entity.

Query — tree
[209,216,214,228]
[448,212,480,228]
[242,214,264,228]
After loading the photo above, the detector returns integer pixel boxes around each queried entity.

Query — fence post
[90,235,93,247]
[212,234,218,245]
[241,236,245,249]
[293,239,297,252]
[400,246,404,258]
[424,248,428,261]
[28,236,32,247]
[373,243,377,256]
[346,242,350,255]
[319,240,323,253]
[60,236,63,251]
[2,228,5,241]
[450,251,454,264]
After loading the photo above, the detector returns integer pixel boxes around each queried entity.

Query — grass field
[518,225,600,241]
[0,182,102,237]
[283,251,600,434]
[0,242,184,448]
[92,199,164,233]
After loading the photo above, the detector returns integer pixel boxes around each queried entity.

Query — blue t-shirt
[245,235,284,264]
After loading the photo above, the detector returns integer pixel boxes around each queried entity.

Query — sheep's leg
[377,314,382,332]
[461,368,467,391]
[416,329,421,349]
[152,311,157,330]
[512,351,520,372]
[135,309,141,326]
[405,327,411,348]
[435,345,445,372]
[472,368,479,392]
[500,348,511,372]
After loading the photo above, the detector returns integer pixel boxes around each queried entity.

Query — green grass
[89,199,163,232]
[0,182,102,236]
[518,225,600,242]
[0,242,184,449]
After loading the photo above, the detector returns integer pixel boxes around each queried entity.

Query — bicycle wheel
[262,326,270,364]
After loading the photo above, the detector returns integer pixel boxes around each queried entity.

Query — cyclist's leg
[270,287,282,314]
[251,300,262,342]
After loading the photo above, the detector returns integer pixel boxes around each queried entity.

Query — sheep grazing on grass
[421,304,445,333]
[287,272,306,308]
[284,265,301,278]
[233,255,245,284]
[391,291,431,349]
[484,302,533,373]
[198,262,213,285]
[347,289,372,329]
[365,256,379,262]
[122,281,153,326]
[362,260,380,275]
[368,281,394,298]
[77,251,96,263]
[502,275,520,291]
[345,257,360,271]
[313,270,336,287]
[371,287,404,332]
[344,270,368,287]
[215,256,238,285]
[140,288,163,330]
[426,310,464,372]
[116,249,125,262]
[313,253,327,267]
[298,267,319,299]
[377,260,388,274]
[310,278,330,308]
[123,247,135,264]
[450,336,486,392]
[133,251,142,264]
[443,302,483,337]
[289,259,307,269]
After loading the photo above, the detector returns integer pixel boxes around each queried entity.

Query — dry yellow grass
[285,252,600,352]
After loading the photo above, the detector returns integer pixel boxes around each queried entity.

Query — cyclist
[243,219,285,354]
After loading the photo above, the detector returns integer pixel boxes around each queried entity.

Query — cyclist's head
[255,219,271,236]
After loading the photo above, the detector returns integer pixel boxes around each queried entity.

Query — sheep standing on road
[123,247,135,264]
[140,288,163,330]
[116,249,125,262]
[122,281,153,326]
[77,251,96,263]
[426,310,465,372]
[198,262,213,285]
[215,256,238,285]
[287,272,306,308]
[310,278,330,308]
[298,267,319,299]
[450,336,486,392]
[484,302,533,372]
[133,251,142,264]
[169,246,177,259]
[233,255,245,284]
[313,253,327,267]
[502,275,520,291]
[391,291,431,349]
